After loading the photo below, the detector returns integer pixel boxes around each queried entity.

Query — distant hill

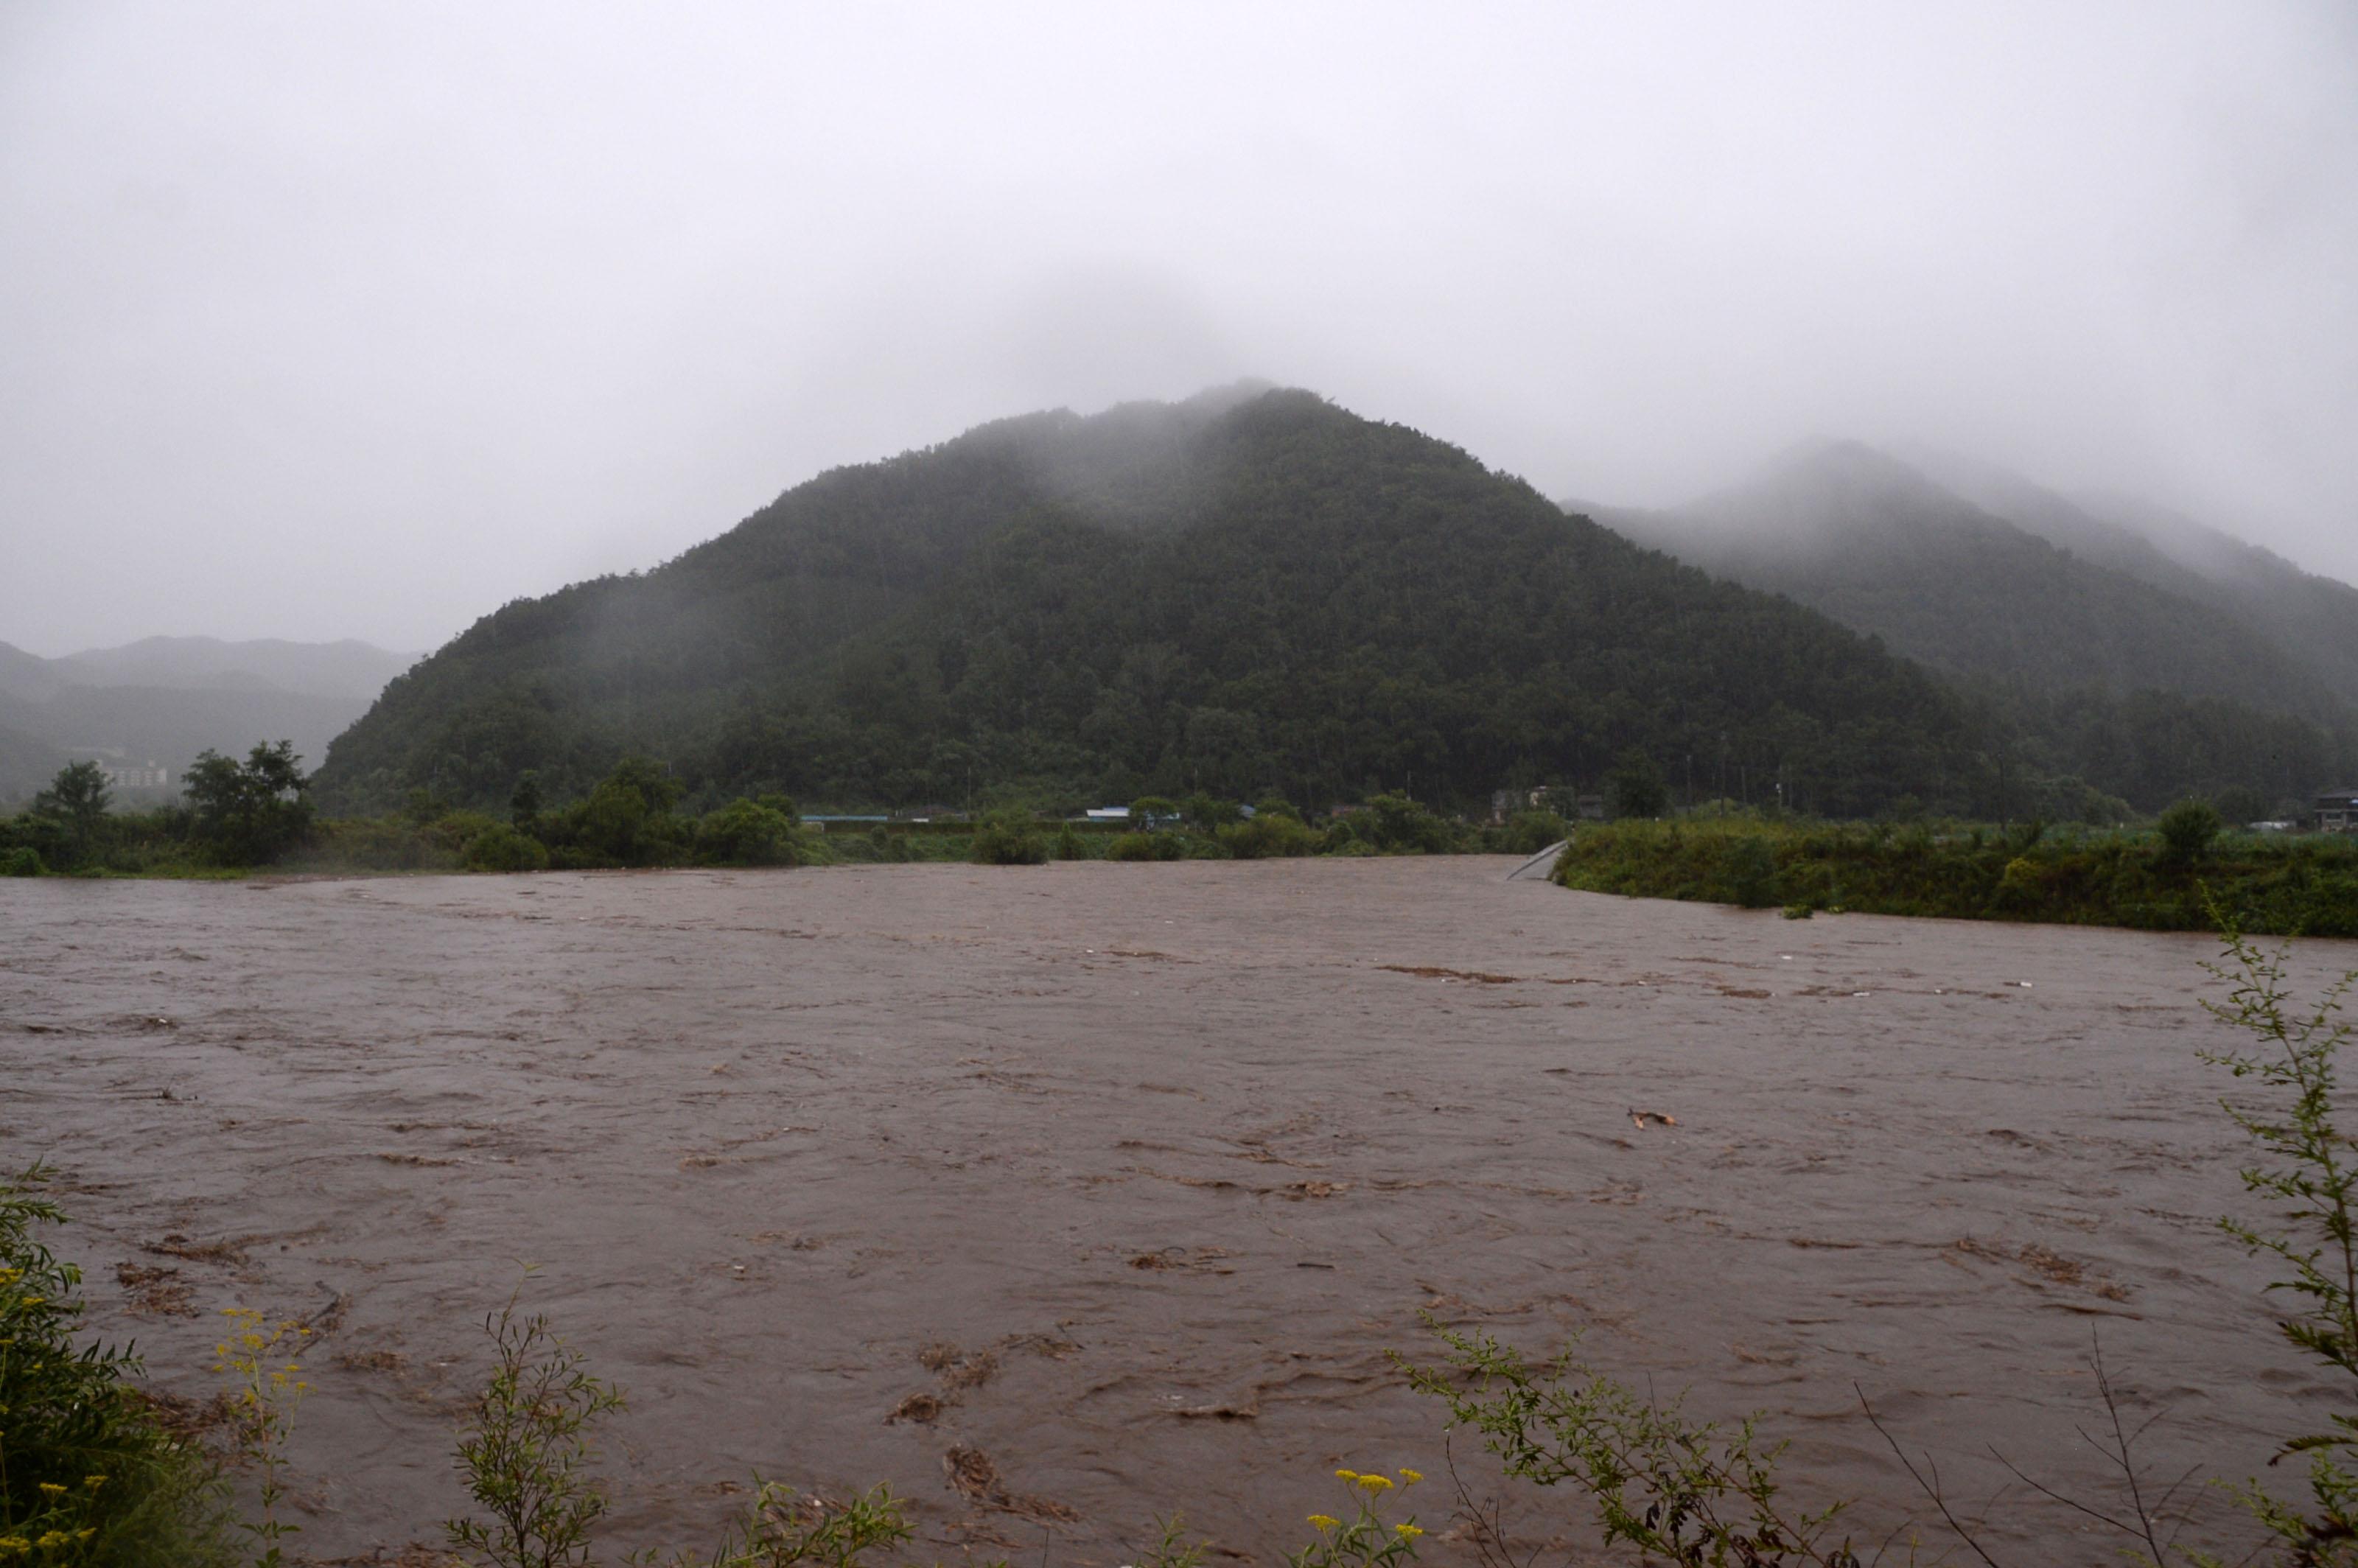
[48,636,419,701]
[0,636,419,802]
[1575,443,2357,812]
[0,713,64,801]
[315,388,1993,819]
[1587,442,2341,718]
[1895,447,2358,697]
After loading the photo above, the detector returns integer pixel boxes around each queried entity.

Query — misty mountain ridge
[315,387,2001,819]
[46,635,419,699]
[316,386,2348,822]
[0,634,419,801]
[1848,442,2358,696]
[1584,441,2357,726]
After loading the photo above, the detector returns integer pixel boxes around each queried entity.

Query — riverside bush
[969,809,1050,865]
[1108,830,1189,861]
[464,825,553,873]
[1555,815,2358,936]
[1217,813,1321,858]
[0,1166,234,1567]
[694,799,805,867]
[1497,810,1569,857]
[448,1284,626,1568]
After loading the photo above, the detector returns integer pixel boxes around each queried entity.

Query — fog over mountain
[2,3,2353,658]
[0,635,416,800]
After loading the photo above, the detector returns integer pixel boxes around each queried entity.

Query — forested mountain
[316,389,2003,819]
[0,636,416,802]
[1885,449,2358,699]
[1590,443,2340,716]
[1581,442,2358,814]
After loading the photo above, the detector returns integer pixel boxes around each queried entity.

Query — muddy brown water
[4,858,2352,1562]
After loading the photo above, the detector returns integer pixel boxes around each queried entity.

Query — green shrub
[1128,796,1179,826]
[1218,813,1322,858]
[449,1283,627,1568]
[2158,798,2225,864]
[695,799,803,867]
[426,810,505,853]
[1331,795,1454,854]
[969,809,1049,866]
[1403,1326,1850,1566]
[1726,836,1780,909]
[1500,811,1570,856]
[1108,830,1187,861]
[652,1481,914,1568]
[1,846,43,876]
[2205,920,2358,1554]
[1181,794,1243,829]
[538,755,689,867]
[0,1166,235,1565]
[463,825,553,873]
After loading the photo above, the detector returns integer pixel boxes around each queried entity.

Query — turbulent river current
[4,859,2351,1561]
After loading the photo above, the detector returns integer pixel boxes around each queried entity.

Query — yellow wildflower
[1394,1524,1425,1538]
[37,1483,66,1497]
[1307,1515,1340,1533]
[1334,1469,1358,1480]
[1355,1474,1394,1494]
[83,1474,105,1488]
[1398,1468,1423,1485]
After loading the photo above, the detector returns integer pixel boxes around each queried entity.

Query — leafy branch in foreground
[2201,909,2358,1563]
[637,1481,914,1568]
[0,1165,234,1567]
[1399,1324,1860,1567]
[448,1279,627,1568]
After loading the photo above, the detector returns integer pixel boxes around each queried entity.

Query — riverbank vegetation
[1553,808,2358,937]
[0,752,1566,878]
[0,1168,236,1566]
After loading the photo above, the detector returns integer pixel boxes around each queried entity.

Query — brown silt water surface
[3,858,2348,1560]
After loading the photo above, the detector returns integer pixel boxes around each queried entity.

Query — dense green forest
[312,389,2085,822]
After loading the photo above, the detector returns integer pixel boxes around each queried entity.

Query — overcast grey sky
[4,2,2354,657]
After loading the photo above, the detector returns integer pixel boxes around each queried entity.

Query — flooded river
[4,859,2350,1562]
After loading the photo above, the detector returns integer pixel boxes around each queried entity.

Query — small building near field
[2319,789,2358,833]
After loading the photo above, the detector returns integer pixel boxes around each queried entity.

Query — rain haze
[3,1,2354,657]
